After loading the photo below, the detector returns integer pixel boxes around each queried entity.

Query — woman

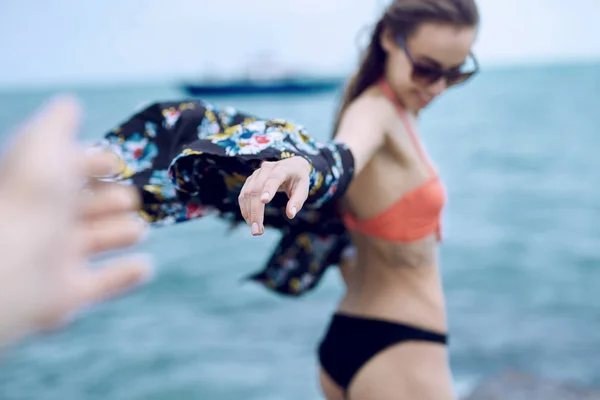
[97,0,480,398]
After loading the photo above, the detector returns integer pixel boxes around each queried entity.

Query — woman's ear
[379,26,395,53]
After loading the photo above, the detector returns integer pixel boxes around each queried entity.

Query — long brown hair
[332,0,479,137]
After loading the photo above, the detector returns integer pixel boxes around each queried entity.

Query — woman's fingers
[239,168,265,235]
[238,171,256,226]
[286,175,309,219]
[238,162,291,236]
[258,162,285,204]
[238,159,312,235]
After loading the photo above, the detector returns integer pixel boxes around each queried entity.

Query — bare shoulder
[334,87,398,175]
[361,86,417,150]
[335,87,397,145]
[344,87,397,122]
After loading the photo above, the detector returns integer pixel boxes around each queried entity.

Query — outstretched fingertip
[286,205,298,219]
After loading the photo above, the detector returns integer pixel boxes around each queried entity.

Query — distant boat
[181,76,345,96]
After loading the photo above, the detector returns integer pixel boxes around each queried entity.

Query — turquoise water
[0,62,599,399]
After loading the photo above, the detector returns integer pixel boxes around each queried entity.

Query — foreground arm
[0,97,151,347]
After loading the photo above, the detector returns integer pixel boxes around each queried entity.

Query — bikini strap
[378,79,435,175]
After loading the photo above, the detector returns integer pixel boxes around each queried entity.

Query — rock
[463,370,600,400]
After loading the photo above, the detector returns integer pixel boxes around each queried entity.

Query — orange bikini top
[342,79,446,243]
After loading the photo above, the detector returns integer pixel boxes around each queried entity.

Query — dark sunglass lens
[412,65,443,84]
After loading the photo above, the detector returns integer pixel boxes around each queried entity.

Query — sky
[0,0,599,88]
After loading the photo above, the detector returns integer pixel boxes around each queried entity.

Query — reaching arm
[168,118,357,211]
[333,94,388,178]
[92,98,372,230]
[235,94,388,236]
[90,97,386,297]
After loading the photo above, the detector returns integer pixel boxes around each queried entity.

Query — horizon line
[0,57,598,93]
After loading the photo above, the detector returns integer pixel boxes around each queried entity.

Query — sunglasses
[396,36,479,87]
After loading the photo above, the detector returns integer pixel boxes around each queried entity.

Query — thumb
[0,95,82,193]
[286,175,309,219]
[7,95,81,160]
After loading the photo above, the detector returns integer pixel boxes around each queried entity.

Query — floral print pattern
[98,100,355,296]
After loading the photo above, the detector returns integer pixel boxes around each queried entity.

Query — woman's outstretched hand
[238,157,311,236]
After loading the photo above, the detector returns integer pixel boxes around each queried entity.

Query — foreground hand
[0,96,152,347]
[238,157,311,236]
